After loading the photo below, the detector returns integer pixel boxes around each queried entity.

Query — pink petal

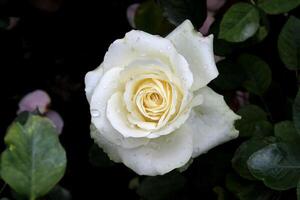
[127,3,140,28]
[18,90,51,114]
[199,13,215,35]
[207,0,226,12]
[230,91,250,111]
[6,17,20,30]
[46,110,64,134]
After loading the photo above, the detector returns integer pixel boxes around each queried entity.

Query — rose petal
[90,124,121,162]
[46,110,64,134]
[103,30,194,91]
[167,20,219,91]
[118,126,193,175]
[85,64,104,103]
[18,90,51,114]
[90,67,149,148]
[106,92,151,138]
[185,87,240,157]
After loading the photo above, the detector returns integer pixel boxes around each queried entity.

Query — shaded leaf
[278,16,300,70]
[275,121,300,144]
[213,186,228,200]
[219,3,260,42]
[158,0,207,28]
[232,137,275,180]
[248,143,300,190]
[293,89,300,136]
[238,54,272,95]
[137,171,186,200]
[0,115,67,199]
[257,0,300,14]
[235,105,268,137]
[135,0,174,35]
[226,173,278,200]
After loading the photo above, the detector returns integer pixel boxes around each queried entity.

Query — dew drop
[91,109,100,117]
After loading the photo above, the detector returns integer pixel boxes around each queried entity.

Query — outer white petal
[118,126,193,176]
[103,30,193,91]
[85,64,104,103]
[90,124,121,162]
[107,92,151,138]
[185,87,240,158]
[90,67,149,148]
[167,20,219,91]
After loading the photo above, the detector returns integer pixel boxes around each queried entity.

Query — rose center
[133,78,172,122]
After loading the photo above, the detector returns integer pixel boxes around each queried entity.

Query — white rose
[85,20,240,176]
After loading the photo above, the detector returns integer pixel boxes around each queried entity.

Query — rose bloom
[85,20,240,176]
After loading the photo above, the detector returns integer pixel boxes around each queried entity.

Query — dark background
[0,0,300,199]
[0,0,141,199]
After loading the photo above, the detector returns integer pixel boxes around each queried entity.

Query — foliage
[1,0,300,199]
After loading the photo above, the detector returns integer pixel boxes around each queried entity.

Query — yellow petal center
[133,78,173,122]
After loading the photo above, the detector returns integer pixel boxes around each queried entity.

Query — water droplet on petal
[91,109,100,117]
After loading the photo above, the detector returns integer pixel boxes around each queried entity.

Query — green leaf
[135,0,174,35]
[213,59,246,90]
[275,121,300,143]
[88,144,115,168]
[238,54,272,95]
[46,185,71,200]
[251,11,270,43]
[137,172,186,200]
[226,173,277,200]
[293,89,300,136]
[278,16,300,70]
[257,0,300,14]
[248,143,300,190]
[0,115,67,200]
[219,3,260,42]
[232,137,275,180]
[158,0,207,28]
[235,105,268,137]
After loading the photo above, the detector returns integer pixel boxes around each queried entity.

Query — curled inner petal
[134,78,172,122]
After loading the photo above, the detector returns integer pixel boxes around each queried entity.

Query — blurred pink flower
[18,90,51,114]
[199,12,215,35]
[231,91,250,111]
[6,17,20,30]
[127,3,140,28]
[46,110,64,134]
[17,89,64,134]
[207,0,226,12]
